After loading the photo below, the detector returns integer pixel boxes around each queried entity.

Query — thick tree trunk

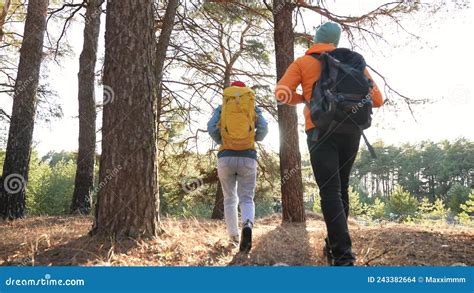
[273,0,305,223]
[91,0,159,238]
[211,182,224,219]
[0,0,48,220]
[70,0,103,215]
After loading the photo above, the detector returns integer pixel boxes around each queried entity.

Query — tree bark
[91,0,159,238]
[0,0,11,42]
[273,0,305,223]
[155,0,179,123]
[211,61,232,220]
[70,0,103,215]
[0,0,49,220]
[211,182,224,219]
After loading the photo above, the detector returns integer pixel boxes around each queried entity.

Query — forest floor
[1,213,473,266]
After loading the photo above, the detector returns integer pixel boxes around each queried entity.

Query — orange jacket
[275,43,384,131]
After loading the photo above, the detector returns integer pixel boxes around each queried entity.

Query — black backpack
[308,48,377,157]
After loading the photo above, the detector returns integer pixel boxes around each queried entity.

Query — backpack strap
[361,130,377,159]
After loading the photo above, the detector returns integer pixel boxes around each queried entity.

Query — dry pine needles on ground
[1,213,472,266]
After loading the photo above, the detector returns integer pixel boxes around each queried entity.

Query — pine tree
[92,0,160,237]
[0,0,49,220]
[70,0,103,215]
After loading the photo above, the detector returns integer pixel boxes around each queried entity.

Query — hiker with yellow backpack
[276,22,384,266]
[207,81,268,253]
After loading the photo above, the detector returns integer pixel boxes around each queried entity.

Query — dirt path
[1,214,472,266]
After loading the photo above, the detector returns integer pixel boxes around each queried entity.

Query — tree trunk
[155,0,179,124]
[0,0,49,220]
[70,0,103,215]
[91,0,159,238]
[273,0,305,223]
[211,61,231,220]
[223,66,231,89]
[0,0,11,42]
[211,182,224,219]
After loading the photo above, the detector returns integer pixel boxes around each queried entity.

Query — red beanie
[230,81,246,87]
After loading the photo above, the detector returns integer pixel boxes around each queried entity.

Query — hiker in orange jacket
[275,22,383,266]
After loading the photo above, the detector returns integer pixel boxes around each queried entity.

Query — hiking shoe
[334,260,355,266]
[239,220,253,253]
[323,238,355,266]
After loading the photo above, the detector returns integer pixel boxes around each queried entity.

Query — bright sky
[2,1,473,156]
[263,0,474,154]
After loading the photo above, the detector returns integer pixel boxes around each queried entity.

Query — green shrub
[417,197,449,223]
[255,196,275,218]
[447,183,471,214]
[456,190,474,225]
[312,195,321,213]
[349,186,367,217]
[386,185,418,222]
[26,155,52,214]
[368,197,386,220]
[28,160,76,215]
[182,202,213,218]
[311,186,371,219]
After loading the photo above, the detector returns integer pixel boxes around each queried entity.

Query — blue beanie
[313,22,341,46]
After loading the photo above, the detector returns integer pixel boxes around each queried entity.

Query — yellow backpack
[218,86,256,151]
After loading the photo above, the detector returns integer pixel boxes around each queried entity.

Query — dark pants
[306,128,361,263]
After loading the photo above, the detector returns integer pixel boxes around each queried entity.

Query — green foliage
[1,136,471,226]
[27,157,76,216]
[367,197,387,220]
[255,196,276,218]
[0,149,4,170]
[26,152,52,213]
[416,197,449,223]
[354,139,473,200]
[19,151,78,216]
[41,150,76,167]
[312,197,321,213]
[386,186,419,221]
[242,39,270,64]
[447,183,471,214]
[348,186,366,217]
[456,190,474,225]
[430,198,449,221]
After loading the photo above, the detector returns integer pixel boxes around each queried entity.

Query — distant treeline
[0,138,472,223]
[352,138,473,201]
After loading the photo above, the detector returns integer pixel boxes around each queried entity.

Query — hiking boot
[323,238,355,266]
[334,260,355,266]
[239,220,253,253]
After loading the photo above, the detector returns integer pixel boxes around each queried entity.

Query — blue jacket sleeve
[207,105,222,145]
[255,106,268,142]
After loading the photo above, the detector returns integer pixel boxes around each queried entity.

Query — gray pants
[217,156,257,237]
